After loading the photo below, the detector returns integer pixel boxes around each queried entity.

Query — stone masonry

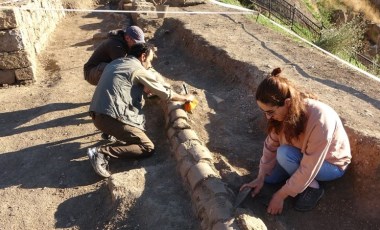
[0,0,65,85]
[163,101,267,230]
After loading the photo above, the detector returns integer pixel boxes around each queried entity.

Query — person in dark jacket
[83,25,145,85]
[87,43,195,178]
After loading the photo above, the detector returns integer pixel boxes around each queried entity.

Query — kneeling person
[87,43,194,177]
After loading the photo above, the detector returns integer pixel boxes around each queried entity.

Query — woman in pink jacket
[241,68,351,214]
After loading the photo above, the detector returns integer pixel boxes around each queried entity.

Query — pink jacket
[259,99,351,197]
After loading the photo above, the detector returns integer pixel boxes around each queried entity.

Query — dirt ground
[0,1,380,230]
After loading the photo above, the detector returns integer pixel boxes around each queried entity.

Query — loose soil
[0,2,379,230]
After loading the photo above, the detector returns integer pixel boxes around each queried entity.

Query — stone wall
[0,0,65,85]
[163,100,267,230]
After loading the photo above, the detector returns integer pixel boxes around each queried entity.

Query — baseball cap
[124,26,145,43]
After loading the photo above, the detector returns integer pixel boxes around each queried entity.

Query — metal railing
[355,52,380,74]
[248,0,323,39]
[246,0,379,75]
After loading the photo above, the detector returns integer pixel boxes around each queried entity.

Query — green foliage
[244,14,305,45]
[370,55,380,75]
[315,17,366,57]
[291,22,318,41]
[339,52,367,71]
[314,1,333,28]
[237,0,378,77]
[303,0,323,21]
[250,14,290,35]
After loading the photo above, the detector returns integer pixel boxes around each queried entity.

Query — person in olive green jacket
[87,43,194,178]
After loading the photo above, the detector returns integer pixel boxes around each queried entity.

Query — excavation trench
[1,2,379,229]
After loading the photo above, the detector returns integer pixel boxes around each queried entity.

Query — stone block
[0,50,32,69]
[166,101,183,115]
[212,220,241,230]
[19,9,32,25]
[132,1,155,9]
[205,196,234,226]
[15,66,34,81]
[108,168,147,202]
[32,9,43,23]
[178,157,193,181]
[203,177,232,197]
[0,0,65,86]
[187,162,218,190]
[177,129,199,143]
[174,143,189,162]
[0,9,19,29]
[169,135,180,152]
[0,70,16,84]
[188,143,213,162]
[236,213,267,230]
[191,184,212,207]
[167,126,178,140]
[172,117,191,129]
[130,3,156,24]
[0,29,25,52]
[34,33,48,54]
[169,108,188,123]
[123,3,134,10]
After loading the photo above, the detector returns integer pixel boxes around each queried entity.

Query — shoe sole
[87,149,111,178]
[87,149,98,172]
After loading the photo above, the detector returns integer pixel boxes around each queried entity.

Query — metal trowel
[233,187,253,209]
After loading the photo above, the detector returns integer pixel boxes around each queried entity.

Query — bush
[315,16,366,58]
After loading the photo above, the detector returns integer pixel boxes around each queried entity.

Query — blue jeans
[265,145,346,184]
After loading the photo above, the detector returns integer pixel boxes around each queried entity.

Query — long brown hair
[255,68,316,143]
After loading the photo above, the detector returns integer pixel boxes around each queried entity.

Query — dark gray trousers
[91,113,155,158]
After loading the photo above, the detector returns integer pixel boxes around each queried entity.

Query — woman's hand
[239,177,265,198]
[267,189,288,215]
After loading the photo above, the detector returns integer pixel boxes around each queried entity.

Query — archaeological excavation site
[0,0,379,229]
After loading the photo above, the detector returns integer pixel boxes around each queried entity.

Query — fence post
[256,10,261,22]
[269,0,271,19]
[291,4,295,31]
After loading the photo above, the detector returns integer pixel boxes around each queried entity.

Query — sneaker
[87,147,111,178]
[101,133,116,142]
[294,187,324,212]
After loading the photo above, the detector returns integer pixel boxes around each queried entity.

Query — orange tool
[183,84,198,113]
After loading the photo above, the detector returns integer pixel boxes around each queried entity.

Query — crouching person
[240,68,351,213]
[87,43,194,177]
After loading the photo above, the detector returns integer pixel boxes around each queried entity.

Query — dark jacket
[83,29,128,78]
